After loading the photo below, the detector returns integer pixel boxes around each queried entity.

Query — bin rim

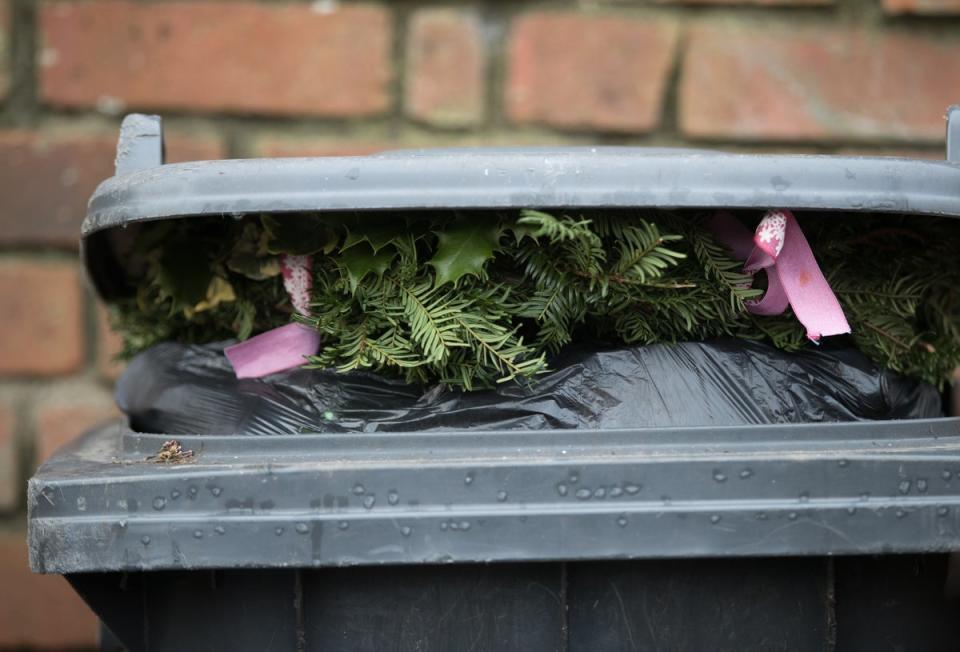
[27,417,960,574]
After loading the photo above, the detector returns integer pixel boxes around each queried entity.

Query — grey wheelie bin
[28,110,960,651]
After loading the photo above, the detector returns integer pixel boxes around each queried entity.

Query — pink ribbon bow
[224,254,322,379]
[710,210,850,342]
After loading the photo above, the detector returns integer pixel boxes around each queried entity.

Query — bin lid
[82,111,960,298]
[85,111,960,241]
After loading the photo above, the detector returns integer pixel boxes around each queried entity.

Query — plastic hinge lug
[948,105,960,163]
[114,113,165,176]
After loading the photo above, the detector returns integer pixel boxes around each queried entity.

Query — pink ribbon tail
[225,323,321,379]
[709,210,850,342]
[225,253,321,379]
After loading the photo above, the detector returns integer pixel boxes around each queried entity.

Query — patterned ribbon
[224,254,322,379]
[710,210,850,342]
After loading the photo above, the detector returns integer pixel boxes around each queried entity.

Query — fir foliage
[110,209,960,389]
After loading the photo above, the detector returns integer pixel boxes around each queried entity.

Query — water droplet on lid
[710,514,721,524]
[210,486,222,497]
[898,480,911,495]
[188,486,198,498]
[352,484,365,495]
[713,471,727,483]
[617,516,628,527]
[464,473,474,485]
[450,522,460,530]
[152,497,166,511]
[193,530,203,539]
[275,527,284,536]
[387,491,399,505]
[575,488,591,500]
[338,521,349,530]
[846,507,857,515]
[556,483,568,496]
[295,523,309,534]
[569,472,579,484]
[496,490,508,502]
[896,509,907,519]
[214,526,226,535]
[916,479,928,493]
[170,489,181,500]
[117,520,127,529]
[141,535,151,545]
[788,512,798,521]
[943,470,953,481]
[661,495,671,505]
[624,484,641,495]
[739,469,753,479]
[799,492,810,503]
[440,522,449,531]
[937,506,949,517]
[401,526,412,537]
[594,487,606,499]
[363,495,376,510]
[609,486,623,498]
[837,459,850,468]
[460,521,471,530]
[859,492,870,502]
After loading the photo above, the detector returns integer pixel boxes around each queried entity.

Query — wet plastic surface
[116,340,942,436]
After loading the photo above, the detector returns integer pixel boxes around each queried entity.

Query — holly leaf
[342,218,408,253]
[183,276,237,317]
[338,243,398,292]
[508,221,539,245]
[227,252,282,280]
[158,240,213,307]
[262,214,338,255]
[428,220,502,287]
[225,223,281,279]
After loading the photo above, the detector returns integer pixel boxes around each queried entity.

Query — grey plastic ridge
[83,148,960,239]
[28,419,960,573]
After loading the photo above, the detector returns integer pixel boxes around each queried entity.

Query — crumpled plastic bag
[115,339,942,435]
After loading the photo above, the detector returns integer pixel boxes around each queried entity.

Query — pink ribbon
[225,254,321,379]
[710,210,850,342]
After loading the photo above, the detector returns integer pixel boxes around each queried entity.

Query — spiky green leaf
[428,220,502,287]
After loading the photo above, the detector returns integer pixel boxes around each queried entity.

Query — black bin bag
[116,338,941,435]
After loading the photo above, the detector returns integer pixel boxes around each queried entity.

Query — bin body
[29,112,960,651]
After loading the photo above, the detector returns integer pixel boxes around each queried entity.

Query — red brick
[0,532,98,649]
[406,10,486,127]
[506,12,678,133]
[0,1,9,102]
[96,302,125,383]
[0,130,224,248]
[0,398,16,511]
[680,25,960,142]
[34,383,118,464]
[249,136,394,158]
[40,0,393,117]
[883,0,960,13]
[0,260,84,376]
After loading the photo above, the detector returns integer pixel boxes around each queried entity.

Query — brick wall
[0,0,958,649]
